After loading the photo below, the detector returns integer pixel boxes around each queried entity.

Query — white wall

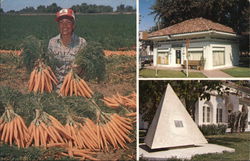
[152,37,239,70]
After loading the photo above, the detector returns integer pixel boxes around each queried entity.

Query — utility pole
[185,39,190,77]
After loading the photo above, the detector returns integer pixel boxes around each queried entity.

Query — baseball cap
[56,8,75,22]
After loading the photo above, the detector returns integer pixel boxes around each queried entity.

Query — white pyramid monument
[144,84,208,149]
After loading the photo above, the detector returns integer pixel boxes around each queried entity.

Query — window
[207,107,211,122]
[203,106,205,123]
[174,120,184,127]
[203,104,212,123]
[213,50,225,66]
[189,51,203,60]
[157,52,170,65]
[217,108,223,123]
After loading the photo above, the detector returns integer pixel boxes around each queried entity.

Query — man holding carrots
[48,8,86,89]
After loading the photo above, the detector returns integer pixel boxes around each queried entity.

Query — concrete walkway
[201,70,233,78]
[139,143,235,160]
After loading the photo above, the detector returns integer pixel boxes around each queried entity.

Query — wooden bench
[182,60,202,70]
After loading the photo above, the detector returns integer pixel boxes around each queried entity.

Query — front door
[176,50,181,64]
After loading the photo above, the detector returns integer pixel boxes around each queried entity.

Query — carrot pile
[0,48,23,56]
[0,104,134,160]
[26,109,73,148]
[0,105,30,148]
[28,59,58,93]
[60,70,93,98]
[103,50,136,56]
[97,113,133,150]
[102,92,136,110]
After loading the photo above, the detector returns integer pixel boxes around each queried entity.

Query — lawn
[139,132,250,161]
[222,67,250,77]
[139,69,207,78]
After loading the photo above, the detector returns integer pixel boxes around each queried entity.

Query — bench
[182,60,202,70]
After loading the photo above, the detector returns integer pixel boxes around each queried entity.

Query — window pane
[189,51,203,60]
[213,51,225,66]
[157,52,170,65]
[207,107,210,122]
[203,106,205,123]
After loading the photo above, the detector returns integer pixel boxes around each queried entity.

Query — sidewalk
[202,70,233,78]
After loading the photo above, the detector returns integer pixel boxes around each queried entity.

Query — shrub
[199,124,227,135]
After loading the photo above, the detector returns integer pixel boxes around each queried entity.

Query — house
[195,82,250,131]
[148,18,239,70]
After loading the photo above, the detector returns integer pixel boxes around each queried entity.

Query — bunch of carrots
[0,49,23,56]
[26,109,73,148]
[60,70,93,98]
[101,92,136,117]
[71,112,133,151]
[0,105,134,160]
[28,59,58,93]
[103,50,136,56]
[0,105,30,148]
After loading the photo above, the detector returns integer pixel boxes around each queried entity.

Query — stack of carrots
[103,50,136,56]
[60,70,93,98]
[26,109,73,148]
[101,92,136,117]
[0,105,134,160]
[97,113,133,150]
[0,105,30,148]
[0,48,23,56]
[28,59,58,93]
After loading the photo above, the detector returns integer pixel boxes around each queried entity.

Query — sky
[0,0,136,12]
[139,0,156,31]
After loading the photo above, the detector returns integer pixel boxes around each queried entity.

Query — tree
[116,4,125,12]
[139,80,223,124]
[0,8,4,14]
[46,3,61,13]
[150,0,249,34]
[36,5,46,13]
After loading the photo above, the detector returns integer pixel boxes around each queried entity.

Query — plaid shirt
[48,33,87,88]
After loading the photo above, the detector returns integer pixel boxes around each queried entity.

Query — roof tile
[149,17,235,37]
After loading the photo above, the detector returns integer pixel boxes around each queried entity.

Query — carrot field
[0,14,136,50]
[0,14,136,161]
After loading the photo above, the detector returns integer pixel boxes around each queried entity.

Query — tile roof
[149,17,235,38]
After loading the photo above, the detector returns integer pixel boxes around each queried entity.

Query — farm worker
[48,8,86,89]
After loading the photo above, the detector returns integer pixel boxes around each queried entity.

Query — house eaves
[148,30,237,41]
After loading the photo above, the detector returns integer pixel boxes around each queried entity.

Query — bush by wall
[199,124,227,135]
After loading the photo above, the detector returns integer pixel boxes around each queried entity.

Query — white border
[136,0,139,160]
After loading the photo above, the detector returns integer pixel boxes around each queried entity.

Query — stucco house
[195,82,250,131]
[148,18,239,70]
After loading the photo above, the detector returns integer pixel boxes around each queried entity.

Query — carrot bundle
[60,70,93,98]
[102,92,136,110]
[26,109,73,148]
[100,114,133,149]
[28,60,58,93]
[61,148,99,161]
[95,113,133,150]
[0,105,30,148]
[64,116,99,151]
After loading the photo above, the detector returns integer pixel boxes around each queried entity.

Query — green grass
[0,14,136,50]
[139,69,207,78]
[140,132,250,161]
[222,67,250,77]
